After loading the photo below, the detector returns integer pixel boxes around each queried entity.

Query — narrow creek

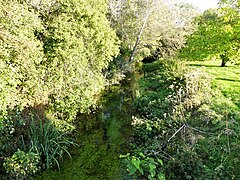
[37,76,135,180]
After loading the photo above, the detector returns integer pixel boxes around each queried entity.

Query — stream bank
[36,75,136,180]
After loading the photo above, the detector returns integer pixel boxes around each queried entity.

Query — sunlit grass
[188,60,240,109]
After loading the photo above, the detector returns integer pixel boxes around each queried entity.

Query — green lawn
[188,60,240,109]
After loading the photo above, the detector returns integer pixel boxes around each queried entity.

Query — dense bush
[0,108,27,157]
[0,0,119,177]
[0,0,119,119]
[127,58,240,179]
[3,150,40,180]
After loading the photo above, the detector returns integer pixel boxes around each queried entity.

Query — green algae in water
[36,83,133,180]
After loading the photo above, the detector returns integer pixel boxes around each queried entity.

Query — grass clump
[29,119,76,170]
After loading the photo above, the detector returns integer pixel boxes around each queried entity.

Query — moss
[36,124,126,180]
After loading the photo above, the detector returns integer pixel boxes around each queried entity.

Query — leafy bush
[168,67,211,120]
[38,0,119,120]
[165,148,209,180]
[0,0,119,122]
[0,0,119,177]
[0,108,27,157]
[3,149,40,180]
[121,153,165,180]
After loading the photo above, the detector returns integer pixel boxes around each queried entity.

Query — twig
[145,149,173,160]
[167,124,185,142]
[186,125,215,135]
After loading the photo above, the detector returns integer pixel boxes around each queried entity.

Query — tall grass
[29,118,76,170]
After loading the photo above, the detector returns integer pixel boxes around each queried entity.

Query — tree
[153,2,199,59]
[108,0,199,63]
[0,0,119,122]
[179,1,240,66]
[109,0,161,62]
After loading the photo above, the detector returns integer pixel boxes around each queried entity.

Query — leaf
[119,153,130,158]
[149,163,156,171]
[148,174,155,180]
[132,157,141,170]
[139,152,145,158]
[139,166,144,175]
[127,163,137,176]
[157,173,166,180]
[157,158,163,166]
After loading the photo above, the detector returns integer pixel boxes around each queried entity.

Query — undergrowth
[124,58,240,179]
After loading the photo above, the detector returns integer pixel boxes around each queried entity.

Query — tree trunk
[220,53,228,67]
[221,59,226,67]
[129,10,150,62]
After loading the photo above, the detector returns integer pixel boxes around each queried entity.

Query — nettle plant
[121,153,165,180]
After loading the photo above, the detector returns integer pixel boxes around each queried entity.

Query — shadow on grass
[216,78,240,82]
[189,64,221,67]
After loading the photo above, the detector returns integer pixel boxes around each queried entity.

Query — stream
[37,76,135,180]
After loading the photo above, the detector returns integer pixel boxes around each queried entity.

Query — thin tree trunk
[129,10,150,62]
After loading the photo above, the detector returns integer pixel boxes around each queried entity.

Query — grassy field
[188,60,240,109]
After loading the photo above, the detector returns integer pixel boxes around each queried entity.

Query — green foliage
[29,119,76,169]
[25,0,119,120]
[0,0,119,176]
[108,0,198,61]
[135,58,211,120]
[188,60,240,108]
[130,58,240,179]
[3,149,40,180]
[0,0,45,109]
[121,153,165,180]
[103,54,129,86]
[166,61,240,179]
[179,2,240,66]
[35,83,134,179]
[165,101,240,179]
[168,67,211,120]
[0,0,119,122]
[0,108,27,157]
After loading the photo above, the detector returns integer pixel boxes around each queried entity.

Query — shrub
[0,108,26,157]
[3,149,40,180]
[121,153,165,180]
[168,67,211,120]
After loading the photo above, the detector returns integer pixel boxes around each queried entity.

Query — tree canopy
[0,0,119,121]
[108,0,199,62]
[179,0,240,66]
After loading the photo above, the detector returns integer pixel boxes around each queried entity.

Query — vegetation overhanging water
[37,75,136,180]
